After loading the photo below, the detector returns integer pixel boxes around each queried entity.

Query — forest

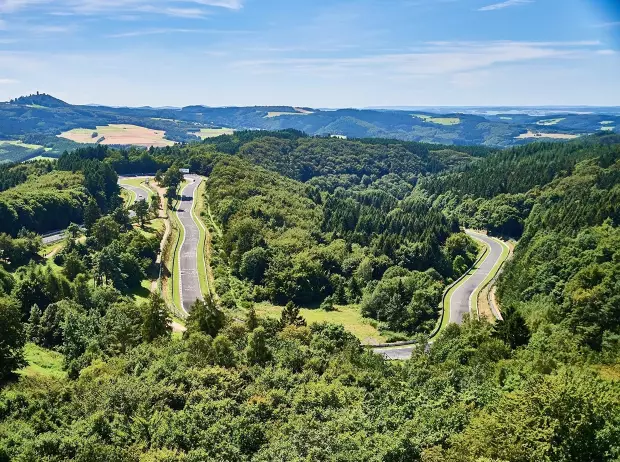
[0,131,619,461]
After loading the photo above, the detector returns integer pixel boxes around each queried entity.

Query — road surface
[119,180,152,217]
[375,230,506,360]
[177,175,204,313]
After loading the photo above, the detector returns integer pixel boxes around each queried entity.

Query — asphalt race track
[375,230,505,360]
[177,175,204,313]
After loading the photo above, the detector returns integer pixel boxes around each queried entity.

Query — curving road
[177,175,204,313]
[119,179,152,217]
[375,230,506,360]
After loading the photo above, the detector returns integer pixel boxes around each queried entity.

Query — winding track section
[119,179,152,217]
[375,230,506,360]
[176,175,204,313]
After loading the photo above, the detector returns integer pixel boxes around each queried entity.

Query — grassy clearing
[601,127,615,132]
[26,155,57,161]
[413,114,461,125]
[0,140,46,150]
[256,302,387,344]
[191,128,235,139]
[59,124,175,148]
[536,118,565,126]
[17,343,66,379]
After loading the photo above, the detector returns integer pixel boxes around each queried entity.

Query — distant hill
[0,94,618,164]
[9,93,69,108]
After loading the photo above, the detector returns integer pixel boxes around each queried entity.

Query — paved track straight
[177,175,203,313]
[376,230,506,360]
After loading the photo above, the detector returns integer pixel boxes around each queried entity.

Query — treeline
[0,160,54,192]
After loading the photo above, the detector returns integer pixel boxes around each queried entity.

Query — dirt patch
[59,124,175,148]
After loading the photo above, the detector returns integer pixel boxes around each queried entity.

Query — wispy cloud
[597,49,616,55]
[231,41,604,77]
[0,0,243,16]
[107,28,249,38]
[478,0,533,12]
[0,78,19,84]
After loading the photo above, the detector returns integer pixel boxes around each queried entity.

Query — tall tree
[186,295,226,338]
[0,297,26,381]
[131,199,150,228]
[141,293,171,342]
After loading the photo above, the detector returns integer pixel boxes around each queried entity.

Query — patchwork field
[536,118,565,126]
[516,130,580,140]
[413,114,461,125]
[191,128,235,139]
[255,302,387,345]
[58,124,175,148]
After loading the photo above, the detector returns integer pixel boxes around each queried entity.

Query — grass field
[413,114,461,125]
[536,118,565,126]
[17,343,66,379]
[516,130,579,140]
[256,302,387,344]
[26,155,57,162]
[191,128,234,139]
[0,140,47,150]
[601,126,615,131]
[59,124,175,148]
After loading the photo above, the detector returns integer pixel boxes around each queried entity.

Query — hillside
[1,95,619,164]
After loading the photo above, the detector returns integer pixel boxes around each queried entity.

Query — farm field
[413,114,461,125]
[58,124,175,148]
[265,110,312,118]
[191,128,235,139]
[255,302,387,345]
[536,118,565,125]
[516,130,580,140]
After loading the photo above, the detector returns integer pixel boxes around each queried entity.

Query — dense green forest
[0,132,619,461]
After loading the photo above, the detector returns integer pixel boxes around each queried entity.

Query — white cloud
[231,41,595,78]
[478,0,533,12]
[597,49,616,55]
[0,78,18,84]
[0,0,243,15]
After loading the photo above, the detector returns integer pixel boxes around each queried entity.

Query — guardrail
[369,242,490,349]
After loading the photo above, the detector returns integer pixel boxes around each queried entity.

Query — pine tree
[279,301,306,328]
[141,293,171,342]
[348,277,362,303]
[247,304,259,331]
[245,326,271,365]
[187,294,225,337]
[26,304,43,345]
[84,198,101,231]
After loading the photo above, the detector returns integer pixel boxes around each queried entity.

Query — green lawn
[17,343,66,379]
[191,128,234,139]
[413,114,461,125]
[256,302,387,344]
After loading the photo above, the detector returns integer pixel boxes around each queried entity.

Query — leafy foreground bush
[1,318,619,461]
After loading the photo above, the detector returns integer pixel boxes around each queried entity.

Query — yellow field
[516,130,579,140]
[413,114,461,125]
[58,124,175,148]
[255,302,387,345]
[191,128,235,139]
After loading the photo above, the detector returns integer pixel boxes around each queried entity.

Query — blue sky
[0,0,619,107]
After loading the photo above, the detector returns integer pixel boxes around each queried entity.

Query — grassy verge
[472,237,510,319]
[256,302,387,344]
[121,187,135,207]
[17,343,66,379]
